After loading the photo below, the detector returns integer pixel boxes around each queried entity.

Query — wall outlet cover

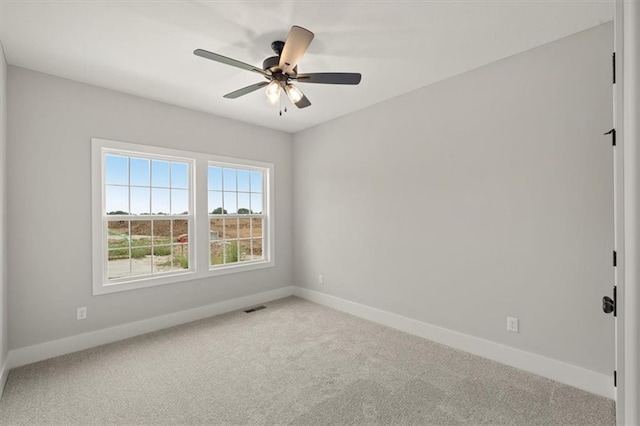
[77,307,87,320]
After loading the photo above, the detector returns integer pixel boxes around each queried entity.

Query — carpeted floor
[0,296,615,425]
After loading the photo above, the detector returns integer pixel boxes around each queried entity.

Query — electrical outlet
[507,316,519,333]
[77,307,87,320]
[318,274,324,284]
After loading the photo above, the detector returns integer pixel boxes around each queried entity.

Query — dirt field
[106,217,264,278]
[108,219,188,240]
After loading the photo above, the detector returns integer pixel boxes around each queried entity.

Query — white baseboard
[294,287,613,400]
[4,285,612,400]
[0,357,8,400]
[7,286,294,370]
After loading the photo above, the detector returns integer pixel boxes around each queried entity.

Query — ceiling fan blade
[279,26,314,75]
[223,81,270,99]
[194,49,269,77]
[294,94,312,109]
[295,73,362,85]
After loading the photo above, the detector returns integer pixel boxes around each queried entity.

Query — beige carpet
[0,296,614,425]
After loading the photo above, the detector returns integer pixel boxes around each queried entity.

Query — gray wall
[293,23,614,374]
[0,43,7,367]
[7,67,293,350]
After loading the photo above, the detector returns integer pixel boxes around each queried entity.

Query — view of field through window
[104,154,192,280]
[102,152,268,282]
[208,165,265,266]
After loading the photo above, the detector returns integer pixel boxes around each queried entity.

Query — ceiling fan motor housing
[263,54,297,77]
[262,56,280,73]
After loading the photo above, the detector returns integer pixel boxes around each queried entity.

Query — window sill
[92,260,274,295]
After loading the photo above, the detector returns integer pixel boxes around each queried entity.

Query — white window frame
[91,138,274,295]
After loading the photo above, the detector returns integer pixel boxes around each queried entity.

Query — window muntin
[208,165,266,267]
[103,153,193,283]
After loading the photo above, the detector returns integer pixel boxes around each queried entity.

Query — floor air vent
[244,305,266,313]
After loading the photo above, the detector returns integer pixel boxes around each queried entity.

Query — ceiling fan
[194,26,362,111]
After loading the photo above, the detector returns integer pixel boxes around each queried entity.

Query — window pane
[251,218,263,238]
[239,240,251,262]
[171,162,188,189]
[152,160,170,188]
[151,188,170,215]
[210,218,223,242]
[130,187,151,215]
[105,155,128,185]
[208,166,222,190]
[237,170,250,192]
[172,245,189,270]
[108,249,130,279]
[252,238,263,258]
[166,244,189,271]
[250,193,262,214]
[225,240,239,264]
[211,242,224,266]
[108,221,129,250]
[131,221,152,245]
[106,185,129,215]
[171,189,189,214]
[223,168,236,191]
[130,157,150,186]
[130,247,152,277]
[152,245,172,273]
[237,193,250,214]
[209,191,224,214]
[172,220,188,244]
[224,192,237,214]
[152,220,171,246]
[250,171,262,193]
[239,218,250,239]
[224,218,238,239]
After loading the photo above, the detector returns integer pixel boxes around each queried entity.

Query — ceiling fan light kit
[194,25,362,114]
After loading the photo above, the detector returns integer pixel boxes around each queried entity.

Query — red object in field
[179,235,186,244]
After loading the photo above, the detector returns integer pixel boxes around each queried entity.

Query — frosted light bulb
[285,84,304,103]
[265,81,281,105]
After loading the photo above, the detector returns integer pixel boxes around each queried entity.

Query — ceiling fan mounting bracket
[271,40,285,56]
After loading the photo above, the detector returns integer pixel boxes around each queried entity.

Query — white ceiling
[0,0,612,134]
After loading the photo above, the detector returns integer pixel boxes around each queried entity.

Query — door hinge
[605,129,616,146]
[612,52,616,84]
[602,286,617,317]
[614,370,617,387]
[613,250,617,267]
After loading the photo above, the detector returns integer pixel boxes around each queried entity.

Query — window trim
[91,138,275,296]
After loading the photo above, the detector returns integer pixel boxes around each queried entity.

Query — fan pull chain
[278,93,288,116]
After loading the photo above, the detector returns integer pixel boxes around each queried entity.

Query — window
[208,164,265,267]
[92,138,273,295]
[105,154,192,281]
